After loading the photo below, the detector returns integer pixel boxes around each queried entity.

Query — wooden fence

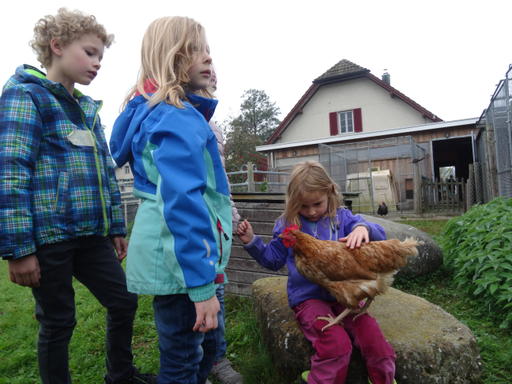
[227,201,287,296]
[421,177,467,213]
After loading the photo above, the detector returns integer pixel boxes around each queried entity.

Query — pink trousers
[293,299,396,384]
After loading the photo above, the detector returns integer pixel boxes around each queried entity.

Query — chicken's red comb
[283,224,299,234]
[281,224,299,248]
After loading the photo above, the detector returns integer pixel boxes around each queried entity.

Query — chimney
[382,69,390,85]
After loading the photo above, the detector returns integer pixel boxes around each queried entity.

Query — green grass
[0,267,159,383]
[398,219,447,238]
[1,219,511,383]
[212,296,286,384]
[0,262,281,384]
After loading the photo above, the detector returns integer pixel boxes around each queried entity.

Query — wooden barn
[256,59,479,212]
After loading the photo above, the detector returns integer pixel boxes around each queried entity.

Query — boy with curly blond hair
[0,8,156,384]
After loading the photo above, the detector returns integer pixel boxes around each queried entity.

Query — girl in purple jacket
[237,161,396,384]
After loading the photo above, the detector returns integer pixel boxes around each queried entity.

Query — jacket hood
[109,91,218,176]
[4,65,87,100]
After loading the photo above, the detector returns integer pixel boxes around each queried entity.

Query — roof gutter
[256,117,478,152]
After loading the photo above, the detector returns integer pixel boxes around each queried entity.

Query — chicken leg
[316,298,374,331]
[316,307,353,331]
[351,297,374,320]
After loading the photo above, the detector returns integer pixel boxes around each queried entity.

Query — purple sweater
[243,208,386,308]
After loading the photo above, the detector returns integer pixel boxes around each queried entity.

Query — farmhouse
[255,59,479,212]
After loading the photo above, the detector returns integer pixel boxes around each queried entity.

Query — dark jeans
[153,294,219,384]
[214,284,227,361]
[31,236,138,384]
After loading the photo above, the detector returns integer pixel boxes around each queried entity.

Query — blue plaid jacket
[0,65,126,259]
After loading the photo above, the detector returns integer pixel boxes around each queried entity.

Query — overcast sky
[1,0,511,143]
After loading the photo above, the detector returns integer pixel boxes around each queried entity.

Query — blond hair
[122,16,213,110]
[282,161,343,228]
[29,7,114,69]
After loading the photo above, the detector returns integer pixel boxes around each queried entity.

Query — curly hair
[29,7,115,69]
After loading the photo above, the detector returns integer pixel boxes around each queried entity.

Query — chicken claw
[352,298,374,320]
[316,307,352,331]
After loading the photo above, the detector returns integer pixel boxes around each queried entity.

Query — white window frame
[338,111,354,134]
[124,166,130,174]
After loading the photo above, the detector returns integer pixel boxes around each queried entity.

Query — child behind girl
[207,69,243,384]
[109,16,232,384]
[236,161,397,384]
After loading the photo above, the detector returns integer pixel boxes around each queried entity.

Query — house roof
[265,59,443,145]
[313,59,369,82]
[257,117,478,152]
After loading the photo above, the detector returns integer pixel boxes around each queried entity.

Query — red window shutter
[353,108,362,132]
[329,112,338,136]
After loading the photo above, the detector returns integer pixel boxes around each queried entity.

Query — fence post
[475,163,483,204]
[468,163,474,208]
[485,124,499,200]
[413,163,422,215]
[466,182,471,212]
[461,178,466,212]
[247,161,254,192]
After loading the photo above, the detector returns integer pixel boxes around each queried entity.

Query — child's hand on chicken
[339,225,369,249]
[236,219,254,244]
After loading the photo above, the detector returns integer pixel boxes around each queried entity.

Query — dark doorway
[432,137,473,181]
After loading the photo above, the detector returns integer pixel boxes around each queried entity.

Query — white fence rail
[227,162,290,193]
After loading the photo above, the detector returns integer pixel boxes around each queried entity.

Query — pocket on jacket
[54,171,69,214]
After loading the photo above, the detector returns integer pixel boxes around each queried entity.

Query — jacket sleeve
[341,209,386,241]
[96,118,126,237]
[148,106,218,302]
[0,87,41,259]
[209,120,241,233]
[243,220,290,272]
[105,154,127,236]
[230,198,241,234]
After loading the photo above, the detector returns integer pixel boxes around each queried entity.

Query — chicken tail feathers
[401,237,424,257]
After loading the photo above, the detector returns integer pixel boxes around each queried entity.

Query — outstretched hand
[193,295,220,332]
[236,219,254,244]
[339,226,370,249]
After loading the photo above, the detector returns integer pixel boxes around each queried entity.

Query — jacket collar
[134,78,218,122]
[16,65,87,101]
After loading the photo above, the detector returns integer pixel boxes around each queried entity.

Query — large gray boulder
[361,214,443,277]
[252,277,482,384]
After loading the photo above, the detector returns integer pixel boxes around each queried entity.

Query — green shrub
[441,197,512,320]
[259,180,269,193]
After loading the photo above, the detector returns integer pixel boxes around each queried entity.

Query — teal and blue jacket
[109,91,232,302]
[0,65,126,259]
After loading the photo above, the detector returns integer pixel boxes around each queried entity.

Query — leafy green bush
[441,197,512,320]
[259,180,269,193]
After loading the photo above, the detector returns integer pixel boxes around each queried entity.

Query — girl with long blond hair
[110,16,232,384]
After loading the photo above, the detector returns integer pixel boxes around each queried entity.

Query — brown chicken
[279,226,421,331]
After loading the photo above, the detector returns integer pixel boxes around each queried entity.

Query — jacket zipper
[55,176,61,209]
[64,92,109,236]
[216,218,229,266]
[26,69,110,236]
[330,221,339,241]
[313,222,319,239]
